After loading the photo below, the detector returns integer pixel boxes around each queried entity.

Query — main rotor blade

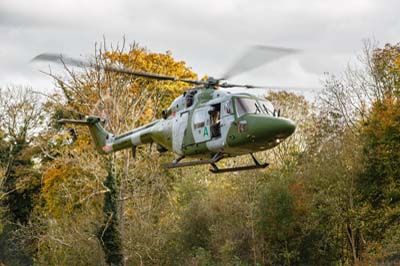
[32,53,204,85]
[101,65,204,85]
[221,45,300,80]
[220,82,317,92]
[32,53,90,68]
[219,82,272,89]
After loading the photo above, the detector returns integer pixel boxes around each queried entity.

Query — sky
[0,0,399,98]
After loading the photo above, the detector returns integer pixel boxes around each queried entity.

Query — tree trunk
[98,160,124,266]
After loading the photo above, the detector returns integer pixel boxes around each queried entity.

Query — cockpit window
[259,100,275,115]
[234,98,275,117]
[235,98,260,117]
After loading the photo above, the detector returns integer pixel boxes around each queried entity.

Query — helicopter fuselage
[87,88,296,160]
[42,45,300,172]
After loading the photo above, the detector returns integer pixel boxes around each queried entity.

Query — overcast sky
[0,0,399,97]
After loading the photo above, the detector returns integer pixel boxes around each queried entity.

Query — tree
[316,42,400,265]
[38,40,197,265]
[0,86,45,265]
[356,43,400,263]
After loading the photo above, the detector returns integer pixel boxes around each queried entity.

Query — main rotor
[32,45,300,91]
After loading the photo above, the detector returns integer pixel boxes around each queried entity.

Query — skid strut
[162,152,223,169]
[209,153,269,174]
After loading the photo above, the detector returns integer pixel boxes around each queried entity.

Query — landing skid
[162,153,268,174]
[210,153,268,173]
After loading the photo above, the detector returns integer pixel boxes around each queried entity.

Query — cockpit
[234,98,276,117]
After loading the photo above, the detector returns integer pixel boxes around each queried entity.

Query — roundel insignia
[102,145,112,152]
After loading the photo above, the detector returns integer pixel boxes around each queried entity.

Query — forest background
[0,40,399,266]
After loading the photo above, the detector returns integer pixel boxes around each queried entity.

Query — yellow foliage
[42,160,100,218]
[395,55,400,69]
[364,96,400,139]
[57,45,198,134]
[104,47,198,122]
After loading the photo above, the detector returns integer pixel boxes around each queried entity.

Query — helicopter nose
[226,115,296,150]
[244,116,296,141]
[274,118,296,139]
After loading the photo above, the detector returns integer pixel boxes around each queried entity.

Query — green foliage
[357,98,400,263]
[352,44,400,264]
[180,199,212,252]
[359,97,400,206]
[0,145,41,265]
[2,145,41,224]
[258,178,297,265]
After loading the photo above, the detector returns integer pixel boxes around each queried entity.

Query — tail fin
[58,116,113,154]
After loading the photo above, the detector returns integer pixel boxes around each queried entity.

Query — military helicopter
[33,46,297,173]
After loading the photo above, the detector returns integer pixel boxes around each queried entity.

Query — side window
[193,110,206,129]
[210,104,221,138]
[224,101,232,115]
[186,90,197,108]
[235,98,249,117]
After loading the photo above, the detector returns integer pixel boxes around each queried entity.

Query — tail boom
[58,116,160,155]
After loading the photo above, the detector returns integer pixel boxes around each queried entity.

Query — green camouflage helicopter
[33,46,297,173]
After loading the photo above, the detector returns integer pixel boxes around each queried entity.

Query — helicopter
[33,46,297,173]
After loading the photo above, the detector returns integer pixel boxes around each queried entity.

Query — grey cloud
[0,0,399,95]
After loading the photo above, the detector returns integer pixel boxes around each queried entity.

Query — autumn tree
[312,42,400,265]
[356,43,400,263]
[37,40,197,265]
[0,86,45,265]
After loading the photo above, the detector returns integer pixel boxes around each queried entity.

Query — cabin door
[191,107,211,143]
[172,112,189,155]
